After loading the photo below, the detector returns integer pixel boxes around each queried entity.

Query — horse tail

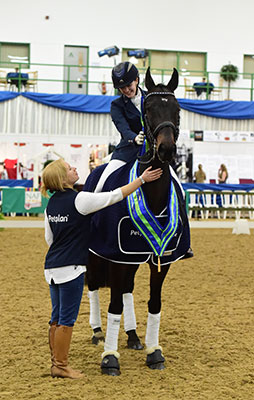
[85,251,111,289]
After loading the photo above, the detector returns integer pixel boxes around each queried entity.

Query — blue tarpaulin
[1,91,254,119]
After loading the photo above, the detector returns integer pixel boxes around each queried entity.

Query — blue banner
[22,92,117,113]
[1,91,254,119]
[0,91,20,103]
[179,99,254,120]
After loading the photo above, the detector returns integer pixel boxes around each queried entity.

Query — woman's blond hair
[41,158,72,197]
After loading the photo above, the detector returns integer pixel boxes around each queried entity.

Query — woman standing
[194,164,206,183]
[218,163,228,184]
[41,158,162,379]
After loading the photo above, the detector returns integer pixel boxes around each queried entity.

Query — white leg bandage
[104,312,121,352]
[145,312,161,349]
[123,293,136,332]
[88,290,101,330]
[94,160,126,193]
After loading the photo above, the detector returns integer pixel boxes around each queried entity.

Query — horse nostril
[158,144,166,160]
[158,143,174,162]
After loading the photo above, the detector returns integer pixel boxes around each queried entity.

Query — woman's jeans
[49,273,85,327]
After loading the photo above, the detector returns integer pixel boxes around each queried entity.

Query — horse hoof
[148,362,165,370]
[182,247,194,259]
[146,349,165,370]
[127,339,144,350]
[101,367,121,376]
[126,330,144,350]
[92,331,105,345]
[101,355,121,376]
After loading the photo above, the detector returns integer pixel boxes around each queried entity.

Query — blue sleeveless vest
[45,189,91,269]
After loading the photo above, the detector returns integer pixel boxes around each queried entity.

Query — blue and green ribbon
[127,160,179,257]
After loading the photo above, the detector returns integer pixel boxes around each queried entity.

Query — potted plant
[220,63,239,100]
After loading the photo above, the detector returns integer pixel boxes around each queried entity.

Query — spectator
[218,163,228,184]
[193,164,206,183]
[0,165,8,180]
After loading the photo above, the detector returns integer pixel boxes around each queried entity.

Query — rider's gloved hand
[135,131,145,145]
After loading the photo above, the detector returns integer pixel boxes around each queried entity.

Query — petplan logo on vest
[48,214,69,223]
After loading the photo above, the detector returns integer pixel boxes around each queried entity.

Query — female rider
[95,61,145,192]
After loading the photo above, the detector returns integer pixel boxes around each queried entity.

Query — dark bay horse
[84,67,190,375]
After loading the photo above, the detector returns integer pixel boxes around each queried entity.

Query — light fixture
[127,49,148,59]
[8,55,28,63]
[128,56,139,65]
[98,46,119,58]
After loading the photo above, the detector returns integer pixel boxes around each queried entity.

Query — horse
[84,67,191,375]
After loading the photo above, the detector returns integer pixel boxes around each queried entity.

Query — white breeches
[94,159,126,193]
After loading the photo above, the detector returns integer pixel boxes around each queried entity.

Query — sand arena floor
[0,226,254,400]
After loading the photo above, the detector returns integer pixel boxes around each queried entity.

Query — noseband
[139,91,179,164]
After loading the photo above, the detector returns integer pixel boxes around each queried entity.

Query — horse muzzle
[157,143,176,162]
[156,133,176,162]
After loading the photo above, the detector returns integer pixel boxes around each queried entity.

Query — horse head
[143,67,180,164]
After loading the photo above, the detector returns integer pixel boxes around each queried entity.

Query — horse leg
[88,290,104,344]
[101,263,139,376]
[123,264,143,350]
[145,262,170,370]
[87,253,141,349]
[87,252,110,345]
[101,268,123,376]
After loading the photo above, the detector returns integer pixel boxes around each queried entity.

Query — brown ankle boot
[48,322,57,369]
[51,325,84,379]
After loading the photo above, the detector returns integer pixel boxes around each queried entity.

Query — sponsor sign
[24,190,42,210]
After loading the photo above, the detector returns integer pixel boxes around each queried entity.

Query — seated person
[95,61,145,192]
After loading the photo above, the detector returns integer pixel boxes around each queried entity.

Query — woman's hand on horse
[120,167,162,199]
[141,166,163,183]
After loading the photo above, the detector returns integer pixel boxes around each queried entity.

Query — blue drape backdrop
[1,180,254,192]
[1,91,254,119]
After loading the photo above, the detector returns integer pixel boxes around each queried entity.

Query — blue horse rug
[83,162,190,266]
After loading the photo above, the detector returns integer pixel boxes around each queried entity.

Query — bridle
[139,91,179,164]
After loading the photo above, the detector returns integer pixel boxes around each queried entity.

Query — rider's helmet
[112,62,139,89]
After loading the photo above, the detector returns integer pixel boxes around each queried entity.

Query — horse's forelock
[149,83,168,93]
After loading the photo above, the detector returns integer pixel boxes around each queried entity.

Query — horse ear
[167,68,179,92]
[145,67,156,90]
